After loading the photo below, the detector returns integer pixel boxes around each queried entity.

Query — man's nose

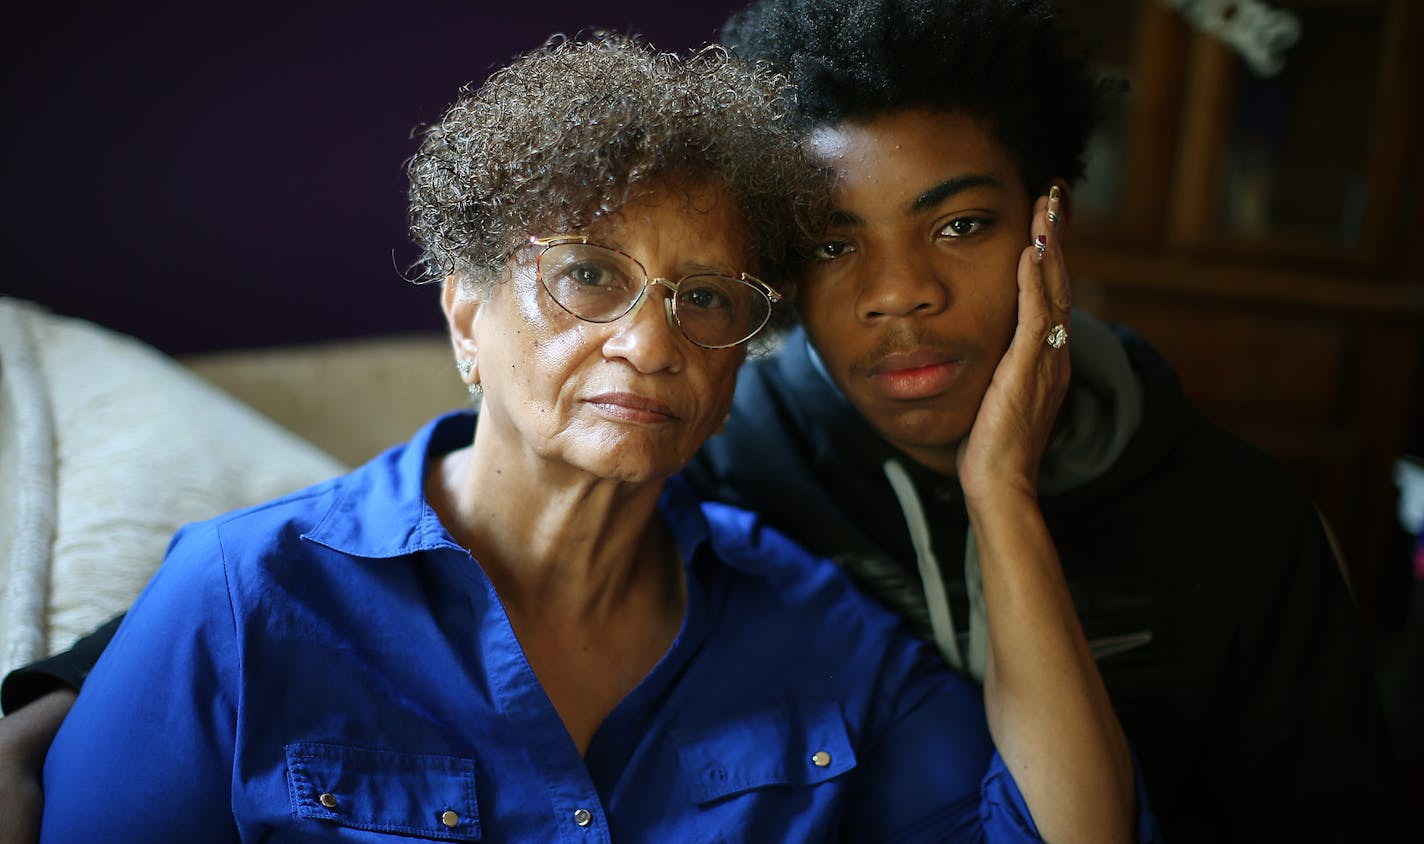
[855,249,950,322]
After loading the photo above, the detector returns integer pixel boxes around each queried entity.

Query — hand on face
[954,187,1071,505]
[443,181,752,485]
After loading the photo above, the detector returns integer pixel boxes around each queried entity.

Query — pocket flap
[672,701,857,804]
[286,742,480,840]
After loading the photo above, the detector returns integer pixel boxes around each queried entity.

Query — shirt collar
[659,473,712,570]
[303,411,474,558]
[304,410,717,569]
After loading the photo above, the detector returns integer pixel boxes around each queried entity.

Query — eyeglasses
[529,235,781,349]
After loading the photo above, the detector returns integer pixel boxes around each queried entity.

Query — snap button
[318,792,338,809]
[441,809,460,828]
[811,750,832,768]
[573,808,592,827]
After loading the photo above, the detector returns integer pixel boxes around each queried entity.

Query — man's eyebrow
[824,173,1003,227]
[911,174,1002,213]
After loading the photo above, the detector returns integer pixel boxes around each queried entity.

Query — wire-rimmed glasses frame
[528,234,782,350]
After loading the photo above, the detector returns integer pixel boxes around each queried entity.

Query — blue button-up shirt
[41,412,1129,842]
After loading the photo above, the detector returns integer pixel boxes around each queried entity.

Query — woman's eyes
[564,262,621,287]
[680,284,732,311]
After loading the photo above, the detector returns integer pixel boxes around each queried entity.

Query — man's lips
[866,351,965,400]
[585,392,679,424]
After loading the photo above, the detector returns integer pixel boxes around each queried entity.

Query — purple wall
[2,0,743,354]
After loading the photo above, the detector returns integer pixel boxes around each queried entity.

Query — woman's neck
[425,428,687,754]
[427,431,677,625]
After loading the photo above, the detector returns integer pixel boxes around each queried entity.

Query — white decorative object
[1165,0,1302,76]
[0,299,348,678]
[1396,457,1424,536]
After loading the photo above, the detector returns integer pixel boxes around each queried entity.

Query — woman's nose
[601,286,684,373]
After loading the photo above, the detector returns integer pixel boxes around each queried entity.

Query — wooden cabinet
[1059,0,1424,620]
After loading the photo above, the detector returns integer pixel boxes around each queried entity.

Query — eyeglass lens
[537,242,770,348]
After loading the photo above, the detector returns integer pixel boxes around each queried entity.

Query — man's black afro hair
[722,0,1112,195]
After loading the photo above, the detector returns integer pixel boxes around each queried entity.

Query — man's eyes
[936,216,992,238]
[813,239,856,260]
[813,216,994,259]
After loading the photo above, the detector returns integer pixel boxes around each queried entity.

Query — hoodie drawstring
[884,459,963,670]
[884,458,988,679]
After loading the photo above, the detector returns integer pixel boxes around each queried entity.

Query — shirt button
[441,810,460,828]
[811,750,832,768]
[318,792,338,809]
[573,808,593,827]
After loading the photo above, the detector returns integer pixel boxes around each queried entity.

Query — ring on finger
[1046,323,1068,349]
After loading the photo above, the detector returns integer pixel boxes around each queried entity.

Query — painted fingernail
[1047,186,1061,228]
[1033,234,1047,261]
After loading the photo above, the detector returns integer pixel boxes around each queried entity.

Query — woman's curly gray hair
[407,32,825,295]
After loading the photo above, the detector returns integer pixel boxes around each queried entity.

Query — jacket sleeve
[39,522,240,844]
[1,614,124,714]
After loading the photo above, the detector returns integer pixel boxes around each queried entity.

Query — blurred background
[1059,0,1423,631]
[2,0,744,351]
[1057,0,1424,798]
[4,0,1421,765]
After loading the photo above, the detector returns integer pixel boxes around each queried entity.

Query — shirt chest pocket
[671,700,858,804]
[285,742,481,840]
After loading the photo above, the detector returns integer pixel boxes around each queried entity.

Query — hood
[788,313,1197,676]
[685,312,1205,673]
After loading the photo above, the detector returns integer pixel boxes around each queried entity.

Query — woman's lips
[586,392,679,424]
[867,352,965,400]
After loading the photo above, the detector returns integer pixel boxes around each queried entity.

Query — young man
[687,0,1407,840]
[0,0,1408,840]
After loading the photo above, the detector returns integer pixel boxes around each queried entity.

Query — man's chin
[858,404,972,470]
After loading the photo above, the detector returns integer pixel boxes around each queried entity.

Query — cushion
[0,298,348,677]
[183,334,465,468]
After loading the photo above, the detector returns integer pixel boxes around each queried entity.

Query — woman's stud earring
[457,358,475,376]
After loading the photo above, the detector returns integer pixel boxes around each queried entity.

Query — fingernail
[1047,186,1061,229]
[1033,234,1047,261]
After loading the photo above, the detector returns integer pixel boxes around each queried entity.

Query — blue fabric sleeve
[39,522,241,844]
[843,638,1162,843]
[980,751,1165,844]
[839,642,1044,843]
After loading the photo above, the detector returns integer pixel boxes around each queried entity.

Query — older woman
[36,33,1151,843]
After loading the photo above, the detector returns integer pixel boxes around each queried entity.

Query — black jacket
[686,322,1409,842]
